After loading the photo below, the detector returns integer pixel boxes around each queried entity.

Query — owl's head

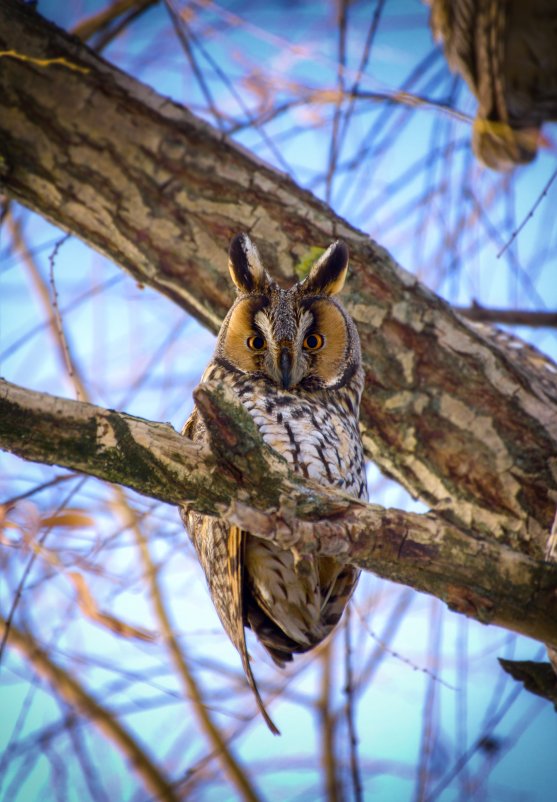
[214,233,362,391]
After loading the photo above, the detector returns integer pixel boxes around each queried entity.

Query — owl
[181,234,367,733]
[428,0,557,169]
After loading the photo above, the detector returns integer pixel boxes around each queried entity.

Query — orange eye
[246,334,267,351]
[303,333,324,351]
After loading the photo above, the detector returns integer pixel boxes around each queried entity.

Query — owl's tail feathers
[246,604,301,667]
[246,561,361,668]
[227,526,280,735]
[238,634,281,736]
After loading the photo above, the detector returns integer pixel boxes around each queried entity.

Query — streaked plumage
[182,234,367,732]
[428,0,557,169]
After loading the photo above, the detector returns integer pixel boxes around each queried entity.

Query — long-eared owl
[182,234,367,733]
[428,0,557,169]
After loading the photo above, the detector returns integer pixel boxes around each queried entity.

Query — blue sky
[1,2,557,800]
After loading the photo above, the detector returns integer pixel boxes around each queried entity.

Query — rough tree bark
[2,377,557,647]
[1,1,556,640]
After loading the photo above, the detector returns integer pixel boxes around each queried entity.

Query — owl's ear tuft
[303,240,349,296]
[228,233,268,293]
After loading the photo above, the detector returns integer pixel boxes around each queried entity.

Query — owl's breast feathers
[182,366,366,665]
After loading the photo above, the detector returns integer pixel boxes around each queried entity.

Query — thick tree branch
[1,378,556,647]
[1,2,557,558]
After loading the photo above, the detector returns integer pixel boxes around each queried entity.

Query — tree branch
[71,0,157,44]
[1,378,556,647]
[454,306,557,329]
[1,4,557,569]
[4,618,180,802]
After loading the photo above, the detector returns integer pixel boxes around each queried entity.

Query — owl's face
[213,234,361,391]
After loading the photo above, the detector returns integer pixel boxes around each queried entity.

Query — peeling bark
[1,378,556,647]
[1,4,557,593]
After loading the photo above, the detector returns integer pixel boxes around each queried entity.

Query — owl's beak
[279,347,292,389]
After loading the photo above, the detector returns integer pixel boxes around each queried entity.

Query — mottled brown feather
[180,235,367,732]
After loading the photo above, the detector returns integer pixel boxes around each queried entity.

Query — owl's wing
[181,408,279,733]
[180,518,279,734]
[227,525,280,735]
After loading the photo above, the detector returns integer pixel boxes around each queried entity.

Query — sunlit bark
[2,377,556,648]
[1,1,556,648]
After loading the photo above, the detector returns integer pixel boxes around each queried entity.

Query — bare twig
[422,647,544,801]
[71,0,157,43]
[3,619,181,802]
[1,474,77,506]
[325,0,348,205]
[414,600,443,802]
[319,640,341,802]
[7,215,88,400]
[0,478,86,665]
[47,234,79,396]
[497,168,557,258]
[336,0,387,154]
[344,607,363,802]
[454,305,557,328]
[129,504,265,802]
[354,596,456,692]
[164,0,225,131]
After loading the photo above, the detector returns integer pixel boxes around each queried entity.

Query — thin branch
[318,640,341,802]
[7,207,261,784]
[414,600,443,802]
[1,474,77,506]
[0,477,86,665]
[7,215,88,400]
[164,0,225,131]
[65,712,112,802]
[497,168,557,258]
[344,607,363,802]
[0,50,89,73]
[71,0,157,42]
[422,650,540,802]
[228,87,471,136]
[176,14,293,175]
[455,305,557,328]
[337,0,387,153]
[325,0,348,205]
[128,503,266,802]
[47,234,78,396]
[3,619,181,802]
[0,274,125,365]
[353,593,455,692]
